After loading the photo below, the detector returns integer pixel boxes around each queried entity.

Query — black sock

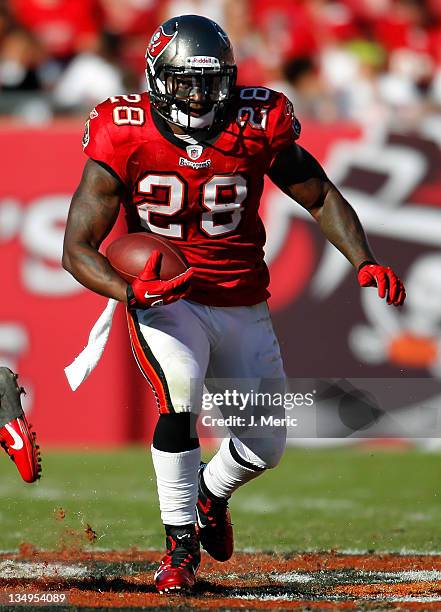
[152,413,199,453]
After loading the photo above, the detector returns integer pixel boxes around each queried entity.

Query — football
[106,233,189,283]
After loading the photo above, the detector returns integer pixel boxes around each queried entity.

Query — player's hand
[357,262,406,306]
[126,250,193,309]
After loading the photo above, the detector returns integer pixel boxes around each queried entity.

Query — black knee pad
[152,413,199,453]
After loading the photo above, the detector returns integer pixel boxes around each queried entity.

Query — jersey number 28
[136,174,247,238]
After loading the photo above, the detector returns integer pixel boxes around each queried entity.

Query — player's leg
[205,302,287,493]
[197,302,286,560]
[0,367,41,483]
[151,411,201,593]
[127,300,209,593]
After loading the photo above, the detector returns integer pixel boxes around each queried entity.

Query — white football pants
[127,299,287,467]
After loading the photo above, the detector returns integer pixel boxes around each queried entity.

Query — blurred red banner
[1,119,440,446]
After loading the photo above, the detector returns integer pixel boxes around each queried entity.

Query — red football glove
[357,261,406,306]
[127,250,193,309]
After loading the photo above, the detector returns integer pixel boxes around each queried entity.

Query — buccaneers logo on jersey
[147,27,177,63]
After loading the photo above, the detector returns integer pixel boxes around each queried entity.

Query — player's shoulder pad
[233,85,283,115]
[93,93,148,116]
[269,89,301,140]
[82,93,149,150]
[233,86,301,140]
[82,98,113,151]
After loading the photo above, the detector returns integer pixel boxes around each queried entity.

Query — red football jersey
[83,87,300,306]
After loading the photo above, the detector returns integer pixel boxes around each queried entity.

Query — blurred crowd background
[2,0,441,126]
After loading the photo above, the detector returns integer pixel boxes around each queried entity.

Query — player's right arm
[62,159,129,303]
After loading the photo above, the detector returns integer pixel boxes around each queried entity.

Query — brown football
[106,233,189,283]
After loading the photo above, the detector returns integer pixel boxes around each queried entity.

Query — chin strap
[171,105,215,129]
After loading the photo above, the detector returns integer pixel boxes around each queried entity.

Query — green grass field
[0,446,440,553]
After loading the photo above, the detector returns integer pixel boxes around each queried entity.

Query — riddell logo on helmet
[147,26,177,62]
[185,56,221,69]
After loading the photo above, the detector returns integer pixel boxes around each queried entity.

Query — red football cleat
[0,368,41,483]
[154,525,200,594]
[0,417,41,483]
[196,463,234,562]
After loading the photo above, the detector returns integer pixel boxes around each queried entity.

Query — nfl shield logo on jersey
[186,145,203,160]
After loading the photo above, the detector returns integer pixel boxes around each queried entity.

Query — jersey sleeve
[82,102,127,183]
[267,92,301,162]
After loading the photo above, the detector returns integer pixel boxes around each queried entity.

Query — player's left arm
[268,143,406,306]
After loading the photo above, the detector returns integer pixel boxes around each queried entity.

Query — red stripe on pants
[126,309,171,414]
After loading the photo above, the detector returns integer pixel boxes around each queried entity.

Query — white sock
[203,437,266,499]
[151,445,201,526]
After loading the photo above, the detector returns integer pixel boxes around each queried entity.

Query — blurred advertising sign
[263,123,441,376]
[262,122,441,443]
[0,119,440,445]
[0,124,151,446]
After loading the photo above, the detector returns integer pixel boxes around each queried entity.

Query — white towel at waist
[64,298,119,391]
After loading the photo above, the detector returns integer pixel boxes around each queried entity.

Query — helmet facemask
[147,62,237,131]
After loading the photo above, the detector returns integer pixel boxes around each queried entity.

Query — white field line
[403,512,433,522]
[297,498,357,510]
[244,569,441,585]
[235,495,357,514]
[4,490,154,503]
[233,593,300,601]
[383,597,441,603]
[1,561,441,603]
[377,570,441,581]
[270,572,314,583]
[235,594,441,603]
[0,561,89,579]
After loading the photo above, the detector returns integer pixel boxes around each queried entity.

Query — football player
[62,15,405,594]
